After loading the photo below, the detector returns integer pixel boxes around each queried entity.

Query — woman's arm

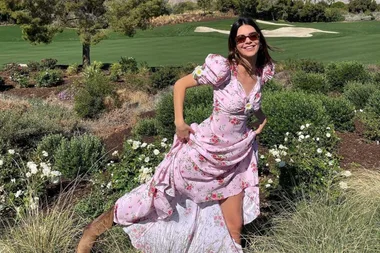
[252,108,267,135]
[173,74,198,142]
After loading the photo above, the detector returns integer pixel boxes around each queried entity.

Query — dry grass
[247,169,380,253]
[0,95,30,111]
[0,195,86,253]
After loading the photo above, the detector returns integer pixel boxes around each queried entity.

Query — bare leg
[76,206,115,253]
[219,192,243,245]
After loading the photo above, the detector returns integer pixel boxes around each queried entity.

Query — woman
[77,17,274,253]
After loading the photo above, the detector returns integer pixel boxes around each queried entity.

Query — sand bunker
[194,25,338,38]
[255,20,294,27]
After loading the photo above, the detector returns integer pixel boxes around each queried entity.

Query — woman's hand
[175,122,195,143]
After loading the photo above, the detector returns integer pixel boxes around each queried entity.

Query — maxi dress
[114,54,275,253]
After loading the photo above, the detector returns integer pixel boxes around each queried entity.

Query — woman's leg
[76,206,115,253]
[219,192,244,245]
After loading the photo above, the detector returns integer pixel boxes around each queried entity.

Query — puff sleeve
[192,54,231,87]
[260,61,275,84]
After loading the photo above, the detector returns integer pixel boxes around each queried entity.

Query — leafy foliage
[35,69,63,87]
[151,66,179,90]
[74,72,113,118]
[291,71,329,94]
[343,81,378,109]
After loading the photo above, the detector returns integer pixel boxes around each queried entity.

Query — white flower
[285,132,289,136]
[141,142,147,148]
[300,125,305,130]
[153,149,160,155]
[306,123,310,128]
[280,151,287,156]
[260,155,265,159]
[299,135,305,139]
[42,150,48,157]
[326,133,331,138]
[305,135,310,139]
[15,190,23,198]
[341,170,352,177]
[0,160,3,166]
[328,160,334,166]
[279,145,287,150]
[112,150,118,156]
[50,171,62,177]
[132,141,141,150]
[326,127,331,130]
[359,109,363,112]
[26,172,32,178]
[339,181,348,190]
[316,137,320,141]
[162,138,168,142]
[11,178,16,183]
[40,162,51,176]
[161,142,167,148]
[27,162,38,174]
[127,139,133,143]
[8,149,15,155]
[268,179,273,184]
[245,103,253,111]
[297,131,302,136]
[265,184,271,188]
[144,157,150,163]
[325,152,332,157]
[284,137,288,142]
[279,161,286,167]
[275,158,281,163]
[106,182,112,189]
[317,148,322,154]
[193,66,203,77]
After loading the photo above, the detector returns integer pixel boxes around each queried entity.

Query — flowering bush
[75,138,172,219]
[35,69,63,87]
[263,123,341,197]
[0,149,62,216]
[9,64,30,87]
[40,58,58,70]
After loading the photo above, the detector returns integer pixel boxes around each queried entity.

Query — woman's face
[235,25,260,60]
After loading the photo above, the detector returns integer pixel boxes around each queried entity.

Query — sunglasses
[235,32,260,44]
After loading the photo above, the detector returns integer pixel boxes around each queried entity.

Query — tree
[6,0,167,66]
[348,0,373,13]
[197,0,211,15]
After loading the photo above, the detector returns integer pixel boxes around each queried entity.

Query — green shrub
[263,79,283,92]
[74,72,113,118]
[358,112,380,141]
[9,64,30,87]
[83,61,103,79]
[27,61,41,72]
[119,57,138,73]
[371,71,380,84]
[0,99,78,151]
[133,118,159,138]
[109,63,123,82]
[151,66,179,90]
[35,69,63,87]
[325,62,370,92]
[171,1,197,14]
[260,91,331,147]
[324,7,345,22]
[53,133,106,178]
[343,81,378,109]
[156,85,213,139]
[365,90,380,117]
[318,95,355,131]
[66,63,79,75]
[331,1,347,9]
[40,58,58,70]
[291,71,329,93]
[280,58,325,73]
[36,134,65,157]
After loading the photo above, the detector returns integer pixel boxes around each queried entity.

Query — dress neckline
[231,63,261,98]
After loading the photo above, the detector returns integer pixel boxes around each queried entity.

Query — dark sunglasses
[235,32,260,44]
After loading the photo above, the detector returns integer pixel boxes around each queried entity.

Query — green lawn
[0,19,379,66]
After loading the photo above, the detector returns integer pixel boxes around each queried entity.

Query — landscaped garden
[1,0,380,252]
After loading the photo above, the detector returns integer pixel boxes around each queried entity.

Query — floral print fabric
[114,54,275,252]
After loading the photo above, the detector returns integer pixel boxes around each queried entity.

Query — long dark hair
[228,17,274,73]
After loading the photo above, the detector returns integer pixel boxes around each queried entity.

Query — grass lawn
[0,19,379,66]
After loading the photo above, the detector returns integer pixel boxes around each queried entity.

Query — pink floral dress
[114,54,275,252]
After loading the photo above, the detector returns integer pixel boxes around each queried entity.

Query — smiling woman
[76,17,275,253]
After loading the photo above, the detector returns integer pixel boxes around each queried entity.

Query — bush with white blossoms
[93,137,171,195]
[0,149,62,216]
[265,123,342,197]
